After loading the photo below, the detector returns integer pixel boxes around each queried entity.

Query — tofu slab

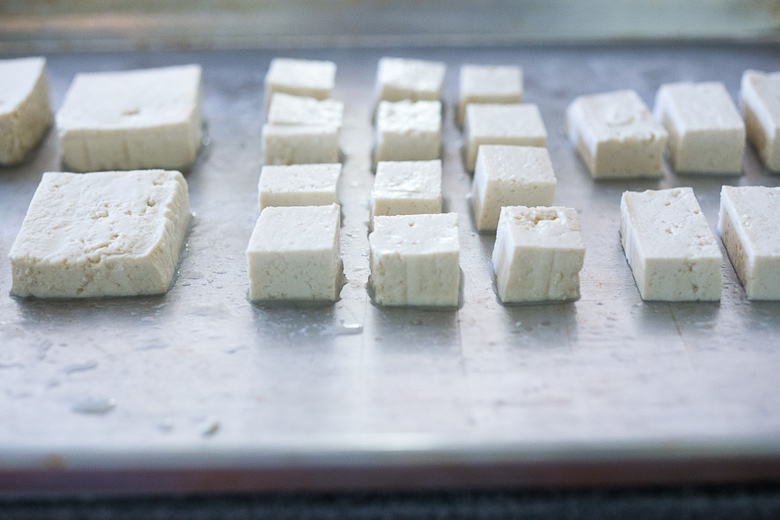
[739,70,780,171]
[620,188,722,301]
[262,123,340,165]
[264,58,336,108]
[370,160,442,223]
[458,64,523,127]
[374,100,441,163]
[9,170,191,298]
[718,186,780,300]
[374,57,446,104]
[267,92,344,127]
[258,163,341,210]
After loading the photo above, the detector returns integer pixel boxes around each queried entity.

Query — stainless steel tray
[1,44,780,495]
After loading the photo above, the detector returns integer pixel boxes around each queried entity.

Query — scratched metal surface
[1,45,780,494]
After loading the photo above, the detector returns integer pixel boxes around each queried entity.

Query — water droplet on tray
[63,360,99,374]
[198,416,219,437]
[71,397,116,415]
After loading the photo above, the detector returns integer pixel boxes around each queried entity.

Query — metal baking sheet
[2,44,780,495]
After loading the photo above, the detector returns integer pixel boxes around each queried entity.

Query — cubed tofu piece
[457,64,523,127]
[0,57,52,165]
[374,57,446,104]
[258,163,341,210]
[267,92,344,127]
[471,145,557,232]
[492,206,585,303]
[739,70,780,171]
[369,213,460,307]
[718,186,780,300]
[56,65,202,172]
[262,123,340,165]
[464,103,546,172]
[620,188,722,301]
[263,58,336,108]
[374,100,441,163]
[9,170,191,298]
[567,90,668,179]
[654,81,745,174]
[370,160,442,223]
[246,204,342,302]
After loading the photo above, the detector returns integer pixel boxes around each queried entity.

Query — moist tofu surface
[375,57,446,103]
[258,163,341,209]
[267,92,344,127]
[374,100,442,162]
[739,70,780,171]
[264,58,336,105]
[458,64,523,126]
[370,160,442,221]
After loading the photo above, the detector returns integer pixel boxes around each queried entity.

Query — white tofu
[263,58,336,108]
[457,64,523,127]
[56,65,202,172]
[620,188,722,301]
[739,70,780,171]
[471,145,557,232]
[266,92,344,127]
[718,186,780,300]
[262,123,340,165]
[9,170,191,298]
[492,206,585,303]
[246,204,342,302]
[370,160,442,223]
[374,57,446,104]
[369,213,460,307]
[567,90,668,179]
[374,100,441,163]
[464,103,547,172]
[0,57,52,165]
[654,81,745,174]
[258,163,341,210]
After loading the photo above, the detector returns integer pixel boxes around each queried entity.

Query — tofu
[262,123,340,165]
[0,57,52,165]
[370,160,442,223]
[620,188,722,301]
[654,81,745,174]
[567,90,668,179]
[492,206,585,303]
[464,103,547,172]
[9,170,191,298]
[374,100,441,163]
[369,213,460,307]
[374,57,446,104]
[259,163,341,210]
[56,65,202,172]
[718,186,780,300]
[246,204,342,302]
[457,64,523,127]
[266,92,344,127]
[739,70,780,171]
[263,58,336,108]
[471,145,557,232]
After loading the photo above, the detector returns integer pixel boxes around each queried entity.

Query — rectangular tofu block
[267,92,344,127]
[739,70,780,171]
[620,188,722,301]
[375,100,441,163]
[492,206,585,303]
[9,170,191,298]
[471,145,557,232]
[246,204,342,302]
[464,103,547,172]
[369,213,460,307]
[654,81,745,174]
[458,64,523,127]
[56,65,202,172]
[718,186,780,300]
[264,58,336,108]
[259,163,341,210]
[374,57,446,104]
[370,160,442,223]
[567,90,668,179]
[262,123,340,165]
[0,57,52,165]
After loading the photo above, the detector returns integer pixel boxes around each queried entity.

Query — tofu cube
[718,186,780,300]
[458,64,523,127]
[654,81,745,174]
[370,160,442,223]
[369,213,460,307]
[567,90,668,179]
[739,70,780,171]
[464,103,547,172]
[492,206,585,303]
[267,92,344,127]
[56,65,202,172]
[471,145,557,232]
[0,57,52,165]
[258,163,341,210]
[263,58,336,108]
[9,170,191,298]
[374,57,446,104]
[620,188,722,301]
[262,123,340,165]
[246,204,342,302]
[375,100,441,163]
